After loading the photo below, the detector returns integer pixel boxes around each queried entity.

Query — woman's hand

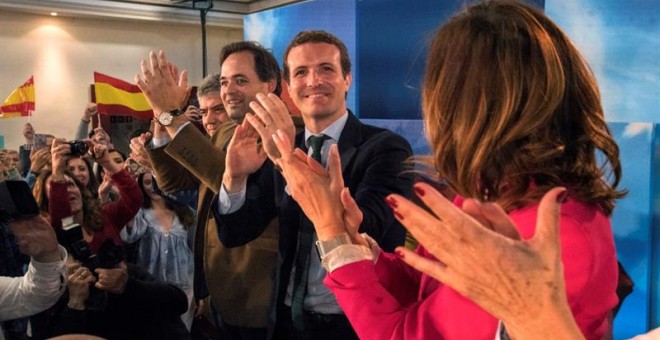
[50,138,71,181]
[29,148,51,174]
[98,172,114,204]
[67,266,97,310]
[273,130,346,241]
[389,185,583,339]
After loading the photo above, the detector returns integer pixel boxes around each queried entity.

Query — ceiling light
[50,12,58,16]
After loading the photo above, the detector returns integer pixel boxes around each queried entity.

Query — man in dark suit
[135,44,282,340]
[215,30,413,340]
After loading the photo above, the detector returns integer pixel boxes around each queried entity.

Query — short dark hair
[198,73,220,98]
[283,30,351,83]
[219,41,281,96]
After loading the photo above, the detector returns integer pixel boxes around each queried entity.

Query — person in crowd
[24,148,52,189]
[32,139,141,254]
[0,216,67,323]
[46,260,190,340]
[2,150,20,170]
[120,171,196,329]
[96,148,127,204]
[215,30,413,340]
[18,123,35,177]
[66,156,100,199]
[269,1,625,339]
[1,149,21,179]
[135,44,286,340]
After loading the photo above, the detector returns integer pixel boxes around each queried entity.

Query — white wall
[0,10,243,149]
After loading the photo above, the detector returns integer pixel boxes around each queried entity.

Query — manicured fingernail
[557,189,568,203]
[393,211,404,220]
[385,196,398,209]
[395,249,405,259]
[414,185,425,197]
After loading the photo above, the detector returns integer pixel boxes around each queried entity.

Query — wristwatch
[315,233,352,261]
[157,108,184,126]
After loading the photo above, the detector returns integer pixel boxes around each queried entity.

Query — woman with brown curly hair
[270,1,625,339]
[33,139,141,254]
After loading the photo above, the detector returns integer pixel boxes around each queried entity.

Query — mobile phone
[33,134,48,151]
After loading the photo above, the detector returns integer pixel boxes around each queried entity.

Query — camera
[58,219,124,311]
[68,140,89,156]
[0,180,39,224]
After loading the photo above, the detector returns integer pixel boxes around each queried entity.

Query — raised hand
[135,50,190,117]
[222,119,267,193]
[245,93,296,162]
[273,130,346,241]
[129,132,154,172]
[82,103,98,123]
[50,138,71,181]
[29,148,51,174]
[390,185,581,339]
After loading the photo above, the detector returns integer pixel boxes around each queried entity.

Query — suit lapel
[337,112,361,174]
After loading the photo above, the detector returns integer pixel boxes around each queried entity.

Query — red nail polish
[385,196,398,209]
[414,185,425,197]
[395,249,405,259]
[394,211,404,220]
[557,189,568,203]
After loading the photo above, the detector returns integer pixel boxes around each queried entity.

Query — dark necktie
[291,134,331,330]
[307,134,331,164]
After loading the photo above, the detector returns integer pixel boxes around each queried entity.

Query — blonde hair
[421,0,624,214]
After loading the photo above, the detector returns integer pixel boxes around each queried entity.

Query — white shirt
[0,246,67,322]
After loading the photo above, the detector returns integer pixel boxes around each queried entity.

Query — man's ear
[344,73,352,92]
[267,78,277,94]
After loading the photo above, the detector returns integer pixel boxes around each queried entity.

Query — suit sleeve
[352,131,413,251]
[162,123,233,194]
[213,161,279,248]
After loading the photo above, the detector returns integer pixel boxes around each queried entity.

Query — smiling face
[67,158,90,186]
[286,42,351,131]
[199,93,228,136]
[220,51,275,121]
[46,175,83,214]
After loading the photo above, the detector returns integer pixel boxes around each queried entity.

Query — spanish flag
[1,76,35,118]
[94,72,152,120]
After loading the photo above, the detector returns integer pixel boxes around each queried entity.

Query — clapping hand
[245,93,296,162]
[135,50,189,117]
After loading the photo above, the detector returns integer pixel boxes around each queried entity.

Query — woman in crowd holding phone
[271,0,625,339]
[33,138,141,254]
[66,156,100,199]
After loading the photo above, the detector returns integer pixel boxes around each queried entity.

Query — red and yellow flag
[1,76,35,118]
[94,72,152,120]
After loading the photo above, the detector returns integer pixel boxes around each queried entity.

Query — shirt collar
[304,111,349,146]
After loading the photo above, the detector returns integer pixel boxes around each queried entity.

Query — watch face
[158,112,173,126]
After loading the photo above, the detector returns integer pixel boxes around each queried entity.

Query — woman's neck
[151,197,167,210]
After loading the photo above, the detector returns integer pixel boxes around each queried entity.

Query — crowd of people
[1,0,656,339]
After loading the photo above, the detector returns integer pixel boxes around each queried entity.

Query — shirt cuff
[322,238,374,273]
[217,184,247,215]
[151,135,171,148]
[30,245,68,293]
